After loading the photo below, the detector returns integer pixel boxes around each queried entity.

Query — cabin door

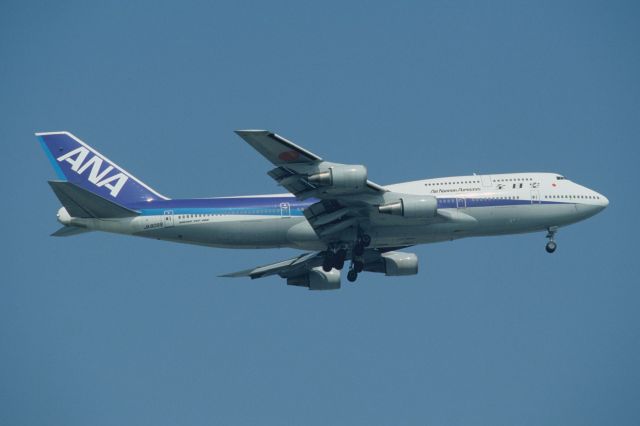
[280,202,291,217]
[163,210,175,227]
[530,190,541,204]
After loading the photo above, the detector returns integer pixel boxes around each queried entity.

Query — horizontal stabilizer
[48,180,139,218]
[51,226,92,237]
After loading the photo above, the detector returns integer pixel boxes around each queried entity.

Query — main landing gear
[347,258,365,282]
[322,233,372,283]
[347,233,370,282]
[545,227,558,253]
[322,248,346,272]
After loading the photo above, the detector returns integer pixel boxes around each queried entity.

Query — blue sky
[2,1,639,424]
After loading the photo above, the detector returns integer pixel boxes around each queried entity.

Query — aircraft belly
[370,204,585,246]
[452,204,584,236]
[137,216,321,249]
[132,203,588,249]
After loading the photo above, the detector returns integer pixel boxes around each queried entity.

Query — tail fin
[36,131,168,207]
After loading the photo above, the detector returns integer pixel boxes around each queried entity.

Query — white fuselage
[59,172,608,250]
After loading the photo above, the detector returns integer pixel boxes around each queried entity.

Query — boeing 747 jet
[37,130,608,290]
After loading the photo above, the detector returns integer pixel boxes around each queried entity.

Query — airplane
[36,130,609,290]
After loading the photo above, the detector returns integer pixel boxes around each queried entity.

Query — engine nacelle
[287,267,341,290]
[308,165,368,191]
[381,251,419,276]
[378,195,438,218]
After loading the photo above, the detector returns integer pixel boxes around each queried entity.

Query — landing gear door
[163,210,175,227]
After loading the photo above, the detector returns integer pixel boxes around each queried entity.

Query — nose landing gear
[545,241,557,253]
[545,227,558,253]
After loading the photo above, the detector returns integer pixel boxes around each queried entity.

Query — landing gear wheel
[347,269,358,282]
[334,249,347,270]
[353,260,364,273]
[322,253,334,272]
[545,227,558,254]
[361,234,372,247]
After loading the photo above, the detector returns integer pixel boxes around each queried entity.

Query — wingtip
[219,268,255,278]
[35,131,73,137]
[235,129,269,135]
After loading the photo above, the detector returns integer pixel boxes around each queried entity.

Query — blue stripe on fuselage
[128,195,572,217]
[130,196,313,217]
[436,197,569,208]
[139,207,306,216]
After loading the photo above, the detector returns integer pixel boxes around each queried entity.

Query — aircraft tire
[545,241,557,253]
[322,254,334,272]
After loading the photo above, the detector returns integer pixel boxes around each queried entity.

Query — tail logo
[57,147,129,197]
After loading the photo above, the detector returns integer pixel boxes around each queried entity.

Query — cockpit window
[556,176,565,180]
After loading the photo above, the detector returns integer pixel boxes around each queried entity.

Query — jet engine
[287,267,341,290]
[307,165,368,191]
[378,195,438,218]
[381,251,419,276]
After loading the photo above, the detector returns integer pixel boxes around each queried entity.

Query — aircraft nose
[594,192,609,211]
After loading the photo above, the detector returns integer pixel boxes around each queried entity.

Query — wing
[233,130,322,166]
[234,130,475,243]
[235,130,387,200]
[229,129,473,288]
[221,251,344,290]
[235,130,398,240]
[221,248,417,290]
[220,251,322,279]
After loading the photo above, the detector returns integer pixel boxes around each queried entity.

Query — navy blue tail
[37,131,168,206]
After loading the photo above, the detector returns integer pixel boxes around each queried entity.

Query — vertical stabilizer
[37,131,168,207]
